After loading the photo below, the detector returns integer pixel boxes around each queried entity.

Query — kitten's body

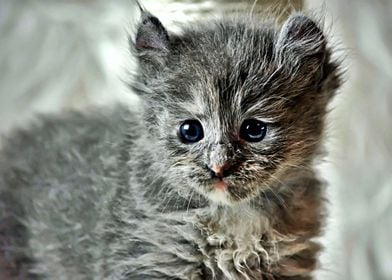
[0,9,341,280]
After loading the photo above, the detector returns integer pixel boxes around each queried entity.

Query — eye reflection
[240,119,267,142]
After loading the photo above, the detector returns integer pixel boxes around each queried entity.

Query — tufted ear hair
[275,15,332,88]
[276,14,326,56]
[132,5,171,81]
[135,8,169,52]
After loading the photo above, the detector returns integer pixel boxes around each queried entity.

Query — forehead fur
[166,20,277,116]
[153,19,276,99]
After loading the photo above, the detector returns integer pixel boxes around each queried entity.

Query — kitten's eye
[240,119,267,142]
[178,120,204,143]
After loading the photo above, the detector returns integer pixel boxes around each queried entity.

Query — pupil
[247,123,262,137]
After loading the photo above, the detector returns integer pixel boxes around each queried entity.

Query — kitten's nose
[207,162,232,178]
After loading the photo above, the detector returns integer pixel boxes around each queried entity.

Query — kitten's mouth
[201,176,258,205]
[212,179,228,191]
[195,172,256,204]
[206,184,230,205]
[203,178,235,205]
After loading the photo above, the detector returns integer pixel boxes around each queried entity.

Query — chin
[206,188,233,205]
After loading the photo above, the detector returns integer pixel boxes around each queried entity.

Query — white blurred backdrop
[0,1,391,279]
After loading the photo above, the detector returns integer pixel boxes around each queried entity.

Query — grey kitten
[0,7,341,280]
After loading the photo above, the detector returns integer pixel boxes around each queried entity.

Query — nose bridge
[209,143,232,167]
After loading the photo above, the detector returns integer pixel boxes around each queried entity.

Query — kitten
[0,7,341,280]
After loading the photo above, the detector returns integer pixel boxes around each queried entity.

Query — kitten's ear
[276,14,326,55]
[132,8,170,80]
[275,15,331,87]
[135,9,170,52]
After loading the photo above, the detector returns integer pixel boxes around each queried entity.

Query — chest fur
[194,206,317,280]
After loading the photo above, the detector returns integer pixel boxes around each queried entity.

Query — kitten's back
[0,105,134,279]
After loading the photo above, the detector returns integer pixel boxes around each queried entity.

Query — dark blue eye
[240,119,267,142]
[179,120,204,143]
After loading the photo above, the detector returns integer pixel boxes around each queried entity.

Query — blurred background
[0,0,391,279]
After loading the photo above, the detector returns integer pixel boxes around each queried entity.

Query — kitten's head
[132,10,341,205]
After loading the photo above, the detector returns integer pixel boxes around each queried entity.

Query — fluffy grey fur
[0,8,341,280]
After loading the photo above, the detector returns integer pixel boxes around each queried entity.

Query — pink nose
[210,162,231,178]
